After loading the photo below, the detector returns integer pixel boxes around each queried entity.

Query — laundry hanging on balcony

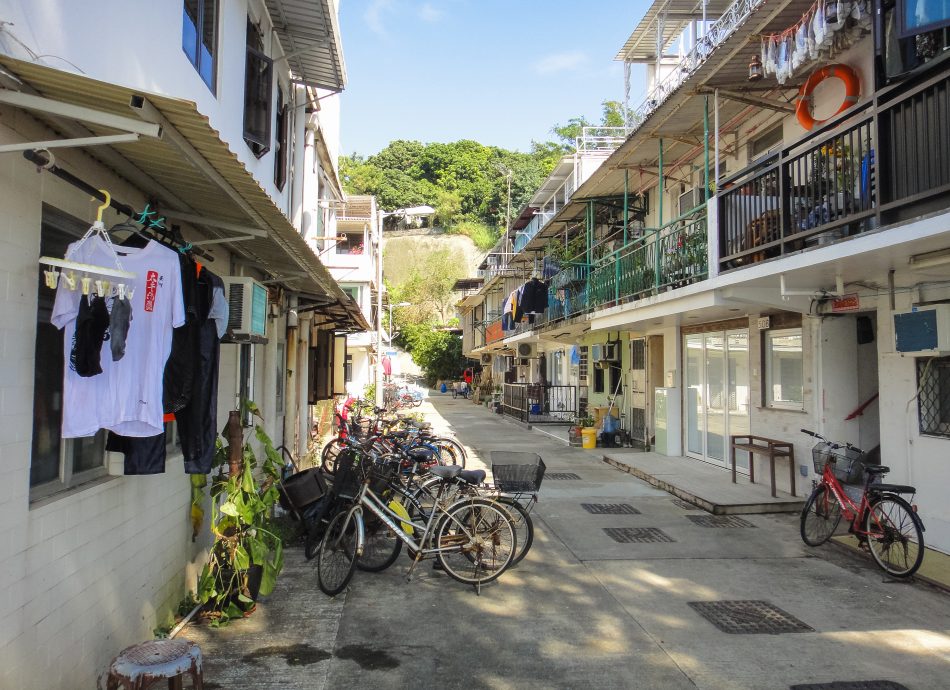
[761,0,871,85]
[502,278,550,332]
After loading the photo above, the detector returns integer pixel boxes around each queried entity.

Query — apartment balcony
[718,60,950,272]
[587,206,708,309]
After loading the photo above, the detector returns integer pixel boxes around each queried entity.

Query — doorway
[684,329,750,469]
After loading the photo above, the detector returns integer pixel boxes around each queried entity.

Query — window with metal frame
[764,328,804,409]
[274,86,288,190]
[243,19,273,157]
[345,353,353,383]
[917,356,950,437]
[182,0,218,92]
[30,208,108,499]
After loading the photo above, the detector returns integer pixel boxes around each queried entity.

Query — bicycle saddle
[429,465,462,480]
[863,465,890,475]
[459,469,486,485]
[406,447,433,461]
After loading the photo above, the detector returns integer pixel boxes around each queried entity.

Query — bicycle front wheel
[436,498,516,586]
[801,485,842,546]
[317,510,359,596]
[865,495,925,577]
[357,512,403,573]
[321,438,345,475]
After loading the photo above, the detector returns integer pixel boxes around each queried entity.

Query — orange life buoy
[795,64,860,131]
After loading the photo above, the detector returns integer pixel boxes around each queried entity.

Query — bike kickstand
[405,552,423,582]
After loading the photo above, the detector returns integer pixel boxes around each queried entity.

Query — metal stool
[101,639,203,690]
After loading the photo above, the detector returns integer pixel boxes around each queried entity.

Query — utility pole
[374,208,384,409]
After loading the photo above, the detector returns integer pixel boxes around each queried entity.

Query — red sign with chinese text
[831,293,860,312]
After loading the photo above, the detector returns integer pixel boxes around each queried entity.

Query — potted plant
[197,403,285,626]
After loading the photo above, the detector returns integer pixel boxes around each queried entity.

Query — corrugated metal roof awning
[615,0,733,62]
[0,56,367,331]
[265,0,347,90]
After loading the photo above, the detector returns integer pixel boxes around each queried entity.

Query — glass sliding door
[727,330,750,472]
[685,335,704,456]
[704,332,726,461]
[683,329,750,469]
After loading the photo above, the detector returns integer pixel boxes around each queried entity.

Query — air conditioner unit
[894,305,950,354]
[678,187,706,215]
[517,342,536,358]
[480,353,493,365]
[222,276,268,337]
[591,343,619,362]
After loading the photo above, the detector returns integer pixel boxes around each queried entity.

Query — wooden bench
[730,435,796,498]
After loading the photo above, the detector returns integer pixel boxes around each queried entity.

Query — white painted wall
[0,131,213,689]
[0,0,295,207]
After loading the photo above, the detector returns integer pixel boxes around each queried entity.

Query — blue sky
[338,0,650,156]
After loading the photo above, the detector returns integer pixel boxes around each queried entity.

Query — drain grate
[686,515,757,528]
[671,498,703,510]
[789,680,907,690]
[688,600,813,635]
[582,503,641,515]
[547,472,582,480]
[604,527,674,543]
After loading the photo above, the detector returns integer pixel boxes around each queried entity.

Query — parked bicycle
[316,451,518,595]
[800,429,925,577]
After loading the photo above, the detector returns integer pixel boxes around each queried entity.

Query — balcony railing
[588,206,708,308]
[719,61,950,270]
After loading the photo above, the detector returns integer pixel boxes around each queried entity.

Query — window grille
[917,356,950,437]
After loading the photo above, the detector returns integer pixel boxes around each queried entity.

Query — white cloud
[365,0,396,36]
[533,50,589,75]
[418,3,444,22]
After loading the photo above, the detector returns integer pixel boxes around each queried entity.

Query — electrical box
[894,305,950,354]
[222,276,268,338]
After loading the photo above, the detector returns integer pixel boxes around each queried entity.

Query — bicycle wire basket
[811,442,866,484]
[490,451,546,493]
[331,448,362,499]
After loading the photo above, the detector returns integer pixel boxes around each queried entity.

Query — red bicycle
[800,429,925,577]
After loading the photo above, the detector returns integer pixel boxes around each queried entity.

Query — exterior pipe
[623,169,629,245]
[703,95,710,201]
[658,138,664,225]
[290,85,307,230]
[714,89,720,193]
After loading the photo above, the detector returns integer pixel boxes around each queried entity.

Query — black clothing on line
[109,296,132,361]
[70,295,110,377]
[106,430,167,475]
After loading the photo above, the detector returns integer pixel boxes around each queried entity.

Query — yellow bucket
[581,427,598,449]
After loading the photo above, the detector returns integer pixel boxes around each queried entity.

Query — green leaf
[259,561,278,597]
[233,544,250,571]
[248,537,266,565]
[241,465,255,494]
[237,593,254,604]
[219,501,238,517]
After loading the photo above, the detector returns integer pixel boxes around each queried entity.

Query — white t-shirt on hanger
[52,237,185,438]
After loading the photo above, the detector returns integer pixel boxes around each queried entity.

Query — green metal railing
[588,206,708,308]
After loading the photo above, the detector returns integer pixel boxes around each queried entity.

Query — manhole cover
[671,498,703,510]
[686,515,757,528]
[547,472,582,480]
[604,527,674,543]
[582,503,641,515]
[688,600,813,634]
[789,680,907,690]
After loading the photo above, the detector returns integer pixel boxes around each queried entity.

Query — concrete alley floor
[186,394,950,690]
